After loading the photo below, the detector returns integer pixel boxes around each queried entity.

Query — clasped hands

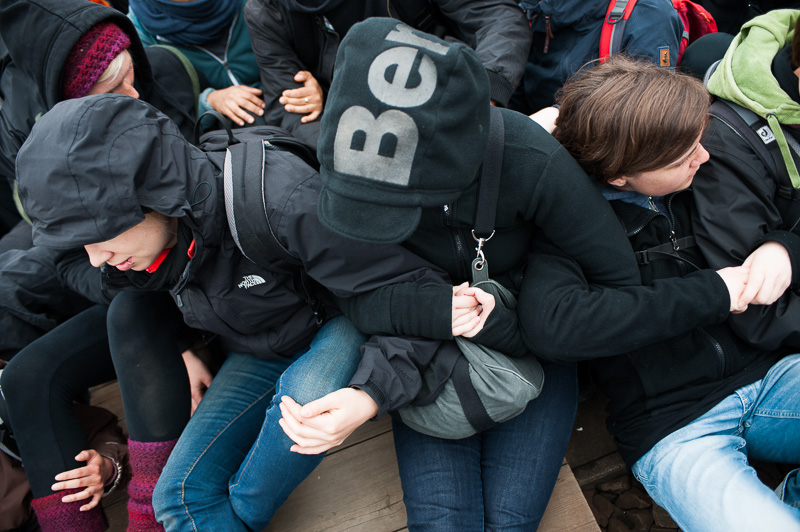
[716,241,792,313]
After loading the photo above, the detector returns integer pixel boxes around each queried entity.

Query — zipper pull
[648,196,658,211]
[670,230,679,250]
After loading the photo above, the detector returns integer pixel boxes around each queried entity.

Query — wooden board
[95,382,598,532]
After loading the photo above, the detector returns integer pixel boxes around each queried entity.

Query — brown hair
[553,55,710,183]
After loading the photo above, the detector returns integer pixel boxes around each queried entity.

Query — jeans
[152,316,366,531]
[632,354,800,532]
[392,360,578,532]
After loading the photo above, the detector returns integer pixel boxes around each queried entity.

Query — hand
[716,265,750,313]
[452,282,481,335]
[529,106,560,134]
[279,71,323,123]
[182,349,213,416]
[739,241,792,306]
[206,85,265,126]
[454,285,496,338]
[278,388,378,455]
[52,450,114,511]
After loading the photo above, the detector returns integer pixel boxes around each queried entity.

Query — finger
[278,415,330,448]
[453,294,479,309]
[452,309,480,328]
[239,85,263,96]
[60,486,92,503]
[80,493,102,512]
[294,70,310,82]
[300,110,321,123]
[452,282,470,295]
[233,94,266,114]
[453,315,481,337]
[297,393,335,418]
[55,466,92,482]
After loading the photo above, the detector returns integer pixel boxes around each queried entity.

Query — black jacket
[336,108,643,415]
[520,188,781,466]
[243,0,532,146]
[18,94,448,366]
[692,111,800,352]
[0,0,197,195]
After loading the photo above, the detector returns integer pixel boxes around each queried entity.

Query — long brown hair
[554,55,710,183]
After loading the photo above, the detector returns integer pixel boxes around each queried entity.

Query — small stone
[608,515,634,532]
[598,474,632,494]
[652,504,679,528]
[593,492,616,526]
[628,508,654,531]
[617,487,652,509]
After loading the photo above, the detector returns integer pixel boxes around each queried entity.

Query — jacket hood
[17,94,217,249]
[0,0,151,109]
[708,9,800,186]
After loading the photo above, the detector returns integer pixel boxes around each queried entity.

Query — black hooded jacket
[17,95,448,365]
[0,0,198,196]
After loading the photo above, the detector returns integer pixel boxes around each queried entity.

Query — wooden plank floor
[94,381,598,532]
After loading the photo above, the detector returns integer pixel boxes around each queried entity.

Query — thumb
[294,70,309,82]
[299,393,336,418]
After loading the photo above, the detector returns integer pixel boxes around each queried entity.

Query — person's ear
[607,176,628,189]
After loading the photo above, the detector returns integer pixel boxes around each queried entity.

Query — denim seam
[179,386,276,531]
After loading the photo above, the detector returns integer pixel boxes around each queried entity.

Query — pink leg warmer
[127,438,177,532]
[30,488,105,532]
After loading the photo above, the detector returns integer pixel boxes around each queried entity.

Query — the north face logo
[238,275,266,289]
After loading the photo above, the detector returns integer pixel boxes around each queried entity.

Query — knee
[1,354,48,408]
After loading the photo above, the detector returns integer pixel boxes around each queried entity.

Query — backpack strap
[710,99,800,231]
[599,0,639,61]
[635,236,696,265]
[389,0,447,38]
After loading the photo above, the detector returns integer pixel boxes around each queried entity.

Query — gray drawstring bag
[398,276,544,439]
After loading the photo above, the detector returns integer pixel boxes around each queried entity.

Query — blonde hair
[96,49,129,85]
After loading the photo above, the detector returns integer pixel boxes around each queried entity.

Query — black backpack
[195,111,326,323]
[709,98,800,233]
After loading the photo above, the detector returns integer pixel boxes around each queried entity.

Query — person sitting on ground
[129,0,316,128]
[243,0,532,147]
[520,55,800,532]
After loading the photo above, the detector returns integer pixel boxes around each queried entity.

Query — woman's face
[87,50,138,98]
[84,213,177,271]
[609,136,709,197]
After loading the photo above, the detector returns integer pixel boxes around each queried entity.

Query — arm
[431,0,532,106]
[244,0,319,131]
[693,117,800,350]
[519,238,733,362]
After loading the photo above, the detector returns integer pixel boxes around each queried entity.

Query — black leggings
[106,290,190,443]
[0,291,190,497]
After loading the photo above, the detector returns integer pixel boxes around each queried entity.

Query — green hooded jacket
[708,9,800,186]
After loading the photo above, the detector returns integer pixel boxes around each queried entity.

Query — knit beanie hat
[62,21,131,100]
[317,18,490,245]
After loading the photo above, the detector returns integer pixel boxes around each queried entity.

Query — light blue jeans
[632,354,800,532]
[152,316,366,531]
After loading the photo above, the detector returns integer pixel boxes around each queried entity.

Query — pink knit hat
[61,22,131,100]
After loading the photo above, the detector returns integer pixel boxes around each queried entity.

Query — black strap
[451,355,496,432]
[710,99,800,232]
[635,236,696,265]
[473,106,505,238]
[389,0,447,38]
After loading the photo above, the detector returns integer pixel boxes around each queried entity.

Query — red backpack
[599,0,717,66]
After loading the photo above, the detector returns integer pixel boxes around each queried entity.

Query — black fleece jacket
[520,188,782,466]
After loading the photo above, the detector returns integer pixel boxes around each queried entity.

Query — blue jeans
[152,316,366,531]
[392,360,578,532]
[632,354,800,532]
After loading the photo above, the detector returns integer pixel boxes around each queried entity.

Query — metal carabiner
[471,229,495,270]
